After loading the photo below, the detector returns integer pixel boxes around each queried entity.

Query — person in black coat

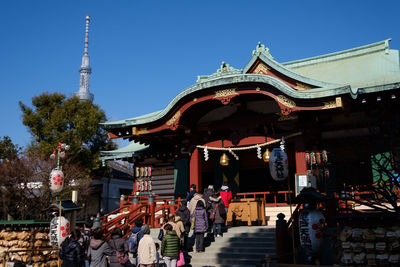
[186,184,197,202]
[202,185,215,232]
[202,185,214,210]
[59,229,84,267]
[176,200,190,251]
[209,192,227,237]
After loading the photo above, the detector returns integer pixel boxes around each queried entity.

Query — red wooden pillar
[132,179,137,195]
[190,148,202,192]
[295,136,307,175]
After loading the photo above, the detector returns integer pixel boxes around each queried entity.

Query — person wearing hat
[137,224,157,266]
[219,184,232,214]
[92,213,102,229]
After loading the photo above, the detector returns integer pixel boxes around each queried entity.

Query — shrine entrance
[198,136,297,194]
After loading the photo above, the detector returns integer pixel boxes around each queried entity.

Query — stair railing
[102,203,148,240]
[102,195,180,239]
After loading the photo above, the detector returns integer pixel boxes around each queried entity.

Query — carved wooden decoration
[213,89,238,105]
[166,111,181,130]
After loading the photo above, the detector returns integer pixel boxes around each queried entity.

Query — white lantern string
[228,148,239,160]
[256,145,262,159]
[280,136,286,152]
[203,146,209,161]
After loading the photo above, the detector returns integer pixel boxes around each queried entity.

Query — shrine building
[100,39,400,201]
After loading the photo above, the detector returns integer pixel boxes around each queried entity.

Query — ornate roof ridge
[243,42,337,88]
[282,39,392,69]
[196,61,242,83]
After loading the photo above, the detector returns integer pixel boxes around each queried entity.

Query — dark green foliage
[19,92,116,177]
[0,136,20,161]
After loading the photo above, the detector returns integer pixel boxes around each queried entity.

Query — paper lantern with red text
[49,216,70,247]
[298,209,325,255]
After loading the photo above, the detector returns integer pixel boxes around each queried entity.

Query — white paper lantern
[49,216,70,247]
[269,148,288,181]
[50,169,64,193]
[298,209,325,255]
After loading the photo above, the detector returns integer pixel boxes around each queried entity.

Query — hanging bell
[263,149,270,162]
[220,153,229,166]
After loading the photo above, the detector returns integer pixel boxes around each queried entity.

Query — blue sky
[1,0,400,149]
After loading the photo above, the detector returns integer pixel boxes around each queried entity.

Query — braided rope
[196,132,301,151]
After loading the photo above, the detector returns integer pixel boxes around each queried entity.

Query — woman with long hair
[59,229,84,267]
[193,200,208,252]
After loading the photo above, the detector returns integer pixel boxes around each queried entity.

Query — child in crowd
[155,243,162,267]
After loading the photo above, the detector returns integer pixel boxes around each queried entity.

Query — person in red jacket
[219,185,232,214]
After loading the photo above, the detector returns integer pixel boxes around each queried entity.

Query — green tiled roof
[101,40,400,130]
[283,39,400,88]
[100,141,149,162]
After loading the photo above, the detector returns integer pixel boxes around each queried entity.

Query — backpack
[127,231,140,253]
[80,229,91,254]
[116,251,129,264]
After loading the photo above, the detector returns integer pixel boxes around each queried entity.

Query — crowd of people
[58,183,232,267]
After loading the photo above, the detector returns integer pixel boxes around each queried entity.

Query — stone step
[190,265,260,267]
[222,231,275,237]
[190,264,276,267]
[211,239,275,248]
[189,252,271,265]
[223,235,275,242]
[187,225,277,266]
[223,226,275,233]
[217,246,275,254]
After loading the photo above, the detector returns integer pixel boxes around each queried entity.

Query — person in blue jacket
[128,219,144,266]
[186,184,197,203]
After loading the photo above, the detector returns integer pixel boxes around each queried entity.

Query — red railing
[102,204,149,240]
[101,195,180,239]
[153,200,180,228]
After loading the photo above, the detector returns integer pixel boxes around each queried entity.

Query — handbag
[190,216,195,230]
[111,239,129,265]
[209,208,216,220]
[116,251,129,264]
[177,251,185,266]
[158,228,164,241]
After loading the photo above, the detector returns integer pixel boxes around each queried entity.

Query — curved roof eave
[100,141,149,161]
[102,74,351,128]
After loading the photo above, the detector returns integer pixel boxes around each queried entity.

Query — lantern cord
[287,178,296,264]
[196,132,302,151]
[58,198,61,267]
